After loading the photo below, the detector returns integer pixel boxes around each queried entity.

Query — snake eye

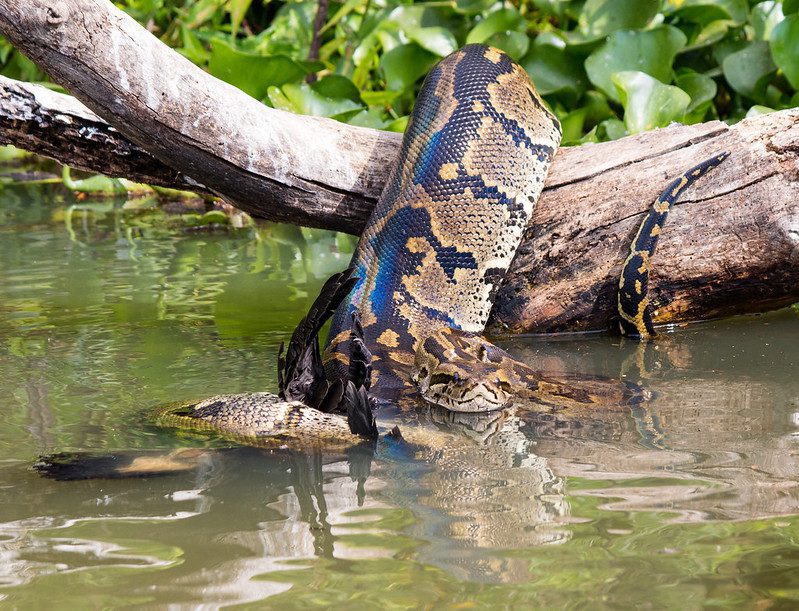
[452,371,462,384]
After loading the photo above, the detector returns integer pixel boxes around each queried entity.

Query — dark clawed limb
[617,152,731,339]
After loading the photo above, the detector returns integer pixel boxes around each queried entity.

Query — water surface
[1,185,798,608]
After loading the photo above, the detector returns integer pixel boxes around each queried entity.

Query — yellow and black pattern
[617,152,730,338]
[325,44,561,397]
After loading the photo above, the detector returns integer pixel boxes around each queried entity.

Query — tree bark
[0,0,797,334]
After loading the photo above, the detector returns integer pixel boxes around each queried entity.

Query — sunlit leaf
[267,82,363,119]
[750,1,785,40]
[585,27,687,102]
[466,8,526,44]
[578,0,660,38]
[770,14,799,89]
[406,27,458,57]
[613,71,691,134]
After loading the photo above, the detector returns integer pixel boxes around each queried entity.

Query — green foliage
[1,0,798,143]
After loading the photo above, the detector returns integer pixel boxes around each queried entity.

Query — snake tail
[617,151,731,338]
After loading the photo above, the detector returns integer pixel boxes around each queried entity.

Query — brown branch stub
[0,0,797,334]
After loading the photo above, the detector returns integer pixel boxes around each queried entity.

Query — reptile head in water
[412,329,515,412]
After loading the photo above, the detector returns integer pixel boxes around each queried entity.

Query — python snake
[39,45,729,469]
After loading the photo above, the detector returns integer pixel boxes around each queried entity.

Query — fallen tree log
[0,0,797,334]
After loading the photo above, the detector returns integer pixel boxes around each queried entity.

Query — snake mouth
[420,384,513,413]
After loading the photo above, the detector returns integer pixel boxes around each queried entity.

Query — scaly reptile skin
[325,44,562,408]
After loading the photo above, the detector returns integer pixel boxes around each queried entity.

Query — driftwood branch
[0,0,797,334]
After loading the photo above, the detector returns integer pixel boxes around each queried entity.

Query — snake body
[38,45,729,478]
[325,44,561,407]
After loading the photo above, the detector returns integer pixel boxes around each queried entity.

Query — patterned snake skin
[325,44,563,410]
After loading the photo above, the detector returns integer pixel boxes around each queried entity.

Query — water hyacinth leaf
[522,44,587,102]
[770,14,799,89]
[599,118,627,140]
[386,116,409,132]
[684,19,735,51]
[208,40,320,100]
[270,83,363,119]
[750,1,785,41]
[722,41,777,101]
[454,0,496,16]
[311,75,362,104]
[466,8,526,45]
[483,31,529,60]
[406,27,458,57]
[675,70,717,115]
[380,43,438,91]
[347,108,391,129]
[558,107,588,144]
[585,27,687,102]
[613,71,691,134]
[745,105,775,118]
[665,0,749,25]
[578,0,660,39]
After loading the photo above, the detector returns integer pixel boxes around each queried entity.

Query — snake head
[412,329,515,413]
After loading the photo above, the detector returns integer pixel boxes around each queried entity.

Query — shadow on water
[0,184,798,606]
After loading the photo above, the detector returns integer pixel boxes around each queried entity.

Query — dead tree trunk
[0,0,797,334]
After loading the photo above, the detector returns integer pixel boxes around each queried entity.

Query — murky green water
[1,184,798,608]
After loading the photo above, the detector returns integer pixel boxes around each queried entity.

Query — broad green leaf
[785,0,799,14]
[347,108,391,129]
[522,44,587,102]
[311,75,362,104]
[360,90,402,106]
[745,105,775,118]
[407,27,458,57]
[585,27,688,102]
[267,83,363,118]
[558,107,588,144]
[466,8,526,44]
[770,14,799,89]
[675,70,717,114]
[386,116,409,132]
[454,0,496,16]
[613,71,691,134]
[722,41,776,101]
[578,0,659,39]
[208,40,319,100]
[599,118,627,140]
[483,32,529,60]
[750,1,784,40]
[664,0,749,25]
[683,19,734,51]
[380,43,437,91]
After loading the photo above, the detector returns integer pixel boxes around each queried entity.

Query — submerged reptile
[38,45,729,475]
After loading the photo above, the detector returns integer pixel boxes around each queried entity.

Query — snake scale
[38,45,730,470]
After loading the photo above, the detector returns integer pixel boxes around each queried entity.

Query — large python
[324,44,727,412]
[37,45,729,475]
